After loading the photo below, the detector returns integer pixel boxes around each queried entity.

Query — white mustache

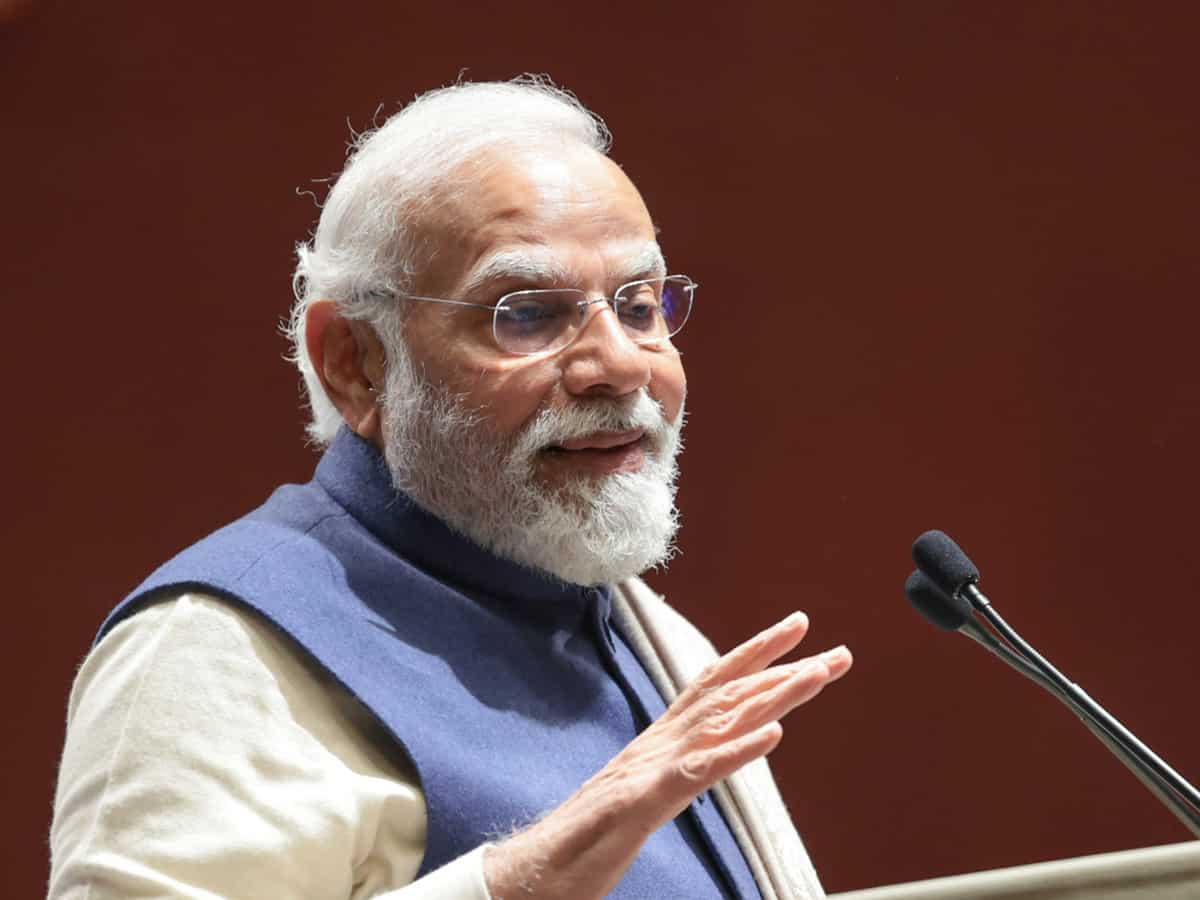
[518,391,670,456]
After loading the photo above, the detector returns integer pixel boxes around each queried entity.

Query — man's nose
[559,302,651,398]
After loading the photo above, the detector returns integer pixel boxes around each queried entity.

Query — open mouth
[542,429,647,474]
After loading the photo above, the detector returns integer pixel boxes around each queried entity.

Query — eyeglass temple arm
[397,294,497,311]
[362,289,491,309]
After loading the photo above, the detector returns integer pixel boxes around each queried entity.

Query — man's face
[398,144,686,491]
[377,144,688,585]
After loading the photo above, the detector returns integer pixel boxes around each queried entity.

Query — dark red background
[5,2,1198,895]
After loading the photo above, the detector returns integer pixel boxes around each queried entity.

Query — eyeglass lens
[493,276,694,354]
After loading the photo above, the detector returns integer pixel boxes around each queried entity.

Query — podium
[828,841,1200,899]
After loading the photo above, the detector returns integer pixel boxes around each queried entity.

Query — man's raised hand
[484,612,852,899]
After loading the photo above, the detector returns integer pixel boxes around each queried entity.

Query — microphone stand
[961,582,1200,837]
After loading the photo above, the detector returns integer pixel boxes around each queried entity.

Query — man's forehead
[460,241,667,294]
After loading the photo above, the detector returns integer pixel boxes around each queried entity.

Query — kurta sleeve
[49,593,492,900]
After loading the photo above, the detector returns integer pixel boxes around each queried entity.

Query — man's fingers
[689,611,810,695]
[683,644,853,731]
[678,721,784,789]
[592,637,853,842]
[821,644,853,681]
[689,645,852,745]
[724,646,851,736]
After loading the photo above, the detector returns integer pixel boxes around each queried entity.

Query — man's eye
[496,299,570,345]
[619,299,662,330]
[502,301,557,324]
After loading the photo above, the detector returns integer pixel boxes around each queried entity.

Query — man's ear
[305,299,387,446]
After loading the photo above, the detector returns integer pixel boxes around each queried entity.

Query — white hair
[287,76,612,444]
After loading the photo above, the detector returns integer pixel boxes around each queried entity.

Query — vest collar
[314,428,604,627]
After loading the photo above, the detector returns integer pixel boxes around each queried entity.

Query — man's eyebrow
[459,241,668,298]
[460,252,573,297]
[614,242,667,283]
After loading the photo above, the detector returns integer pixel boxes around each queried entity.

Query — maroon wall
[5,2,1198,894]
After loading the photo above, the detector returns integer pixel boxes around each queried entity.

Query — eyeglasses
[387,275,696,356]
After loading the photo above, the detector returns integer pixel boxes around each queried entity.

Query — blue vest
[99,429,762,899]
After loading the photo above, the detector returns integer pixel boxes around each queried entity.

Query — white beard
[378,345,683,587]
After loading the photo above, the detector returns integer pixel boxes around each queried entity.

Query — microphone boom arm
[962,581,1200,835]
[955,608,1200,837]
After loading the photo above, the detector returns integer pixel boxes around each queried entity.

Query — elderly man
[50,79,852,899]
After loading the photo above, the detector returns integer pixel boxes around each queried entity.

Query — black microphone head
[912,529,980,598]
[905,569,975,630]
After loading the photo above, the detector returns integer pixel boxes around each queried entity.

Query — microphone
[904,568,970,630]
[909,530,1200,837]
[905,569,1008,653]
[911,530,979,598]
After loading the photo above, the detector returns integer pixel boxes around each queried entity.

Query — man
[50,78,852,899]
